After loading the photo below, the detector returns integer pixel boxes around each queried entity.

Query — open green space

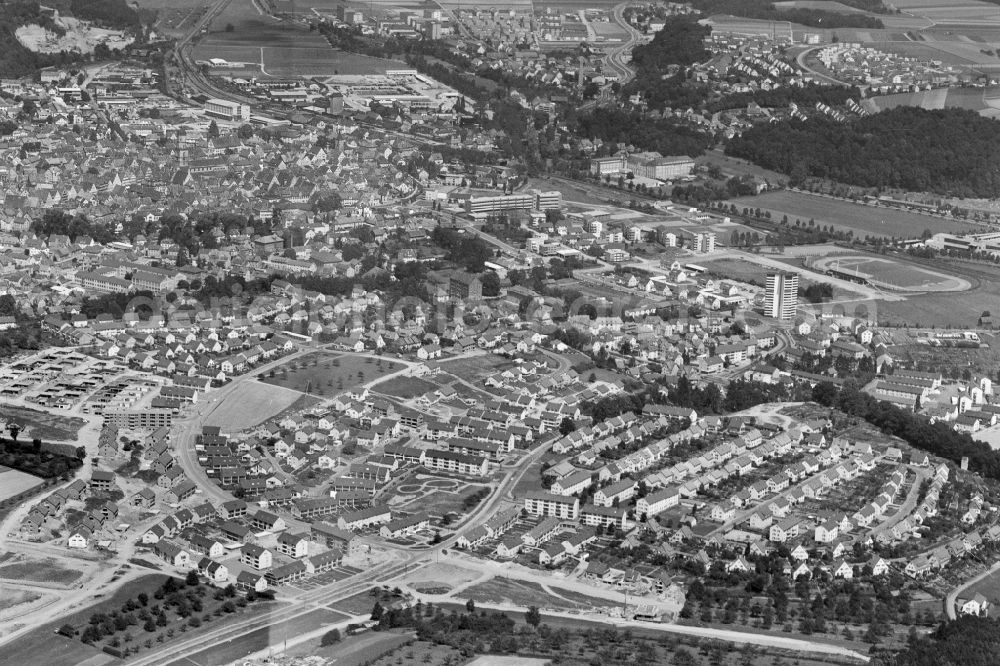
[0,588,43,611]
[0,576,172,666]
[464,578,617,611]
[331,590,384,616]
[192,7,404,76]
[871,258,1000,327]
[432,354,513,382]
[371,375,438,399]
[964,568,1000,605]
[727,190,976,240]
[699,258,769,285]
[280,629,416,666]
[0,556,83,585]
[399,484,490,519]
[0,467,46,503]
[5,405,85,442]
[261,352,403,396]
[203,381,305,431]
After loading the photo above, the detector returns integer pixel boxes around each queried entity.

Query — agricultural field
[261,352,404,395]
[271,0,341,15]
[727,190,978,239]
[774,1,868,13]
[192,8,404,76]
[151,0,209,38]
[6,405,85,442]
[870,41,984,66]
[865,86,987,113]
[202,381,303,431]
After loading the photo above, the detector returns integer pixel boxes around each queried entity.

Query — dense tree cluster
[811,382,1000,479]
[584,393,646,423]
[570,108,714,158]
[0,292,41,358]
[31,210,116,244]
[629,16,710,72]
[726,107,1000,197]
[69,0,140,31]
[880,615,1000,666]
[0,1,70,77]
[0,435,83,478]
[375,603,521,655]
[689,0,885,28]
[430,226,493,272]
[623,17,712,110]
[800,283,834,303]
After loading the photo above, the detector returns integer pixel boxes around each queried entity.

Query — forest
[0,435,83,479]
[0,1,65,77]
[689,0,885,29]
[69,0,140,30]
[725,107,1000,198]
[623,16,712,111]
[569,108,715,159]
[877,615,1000,666]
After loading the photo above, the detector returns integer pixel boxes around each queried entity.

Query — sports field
[203,381,303,431]
[811,255,970,291]
[727,190,977,239]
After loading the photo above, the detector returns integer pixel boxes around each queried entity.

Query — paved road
[136,432,552,662]
[604,2,643,85]
[868,465,929,541]
[945,560,1000,621]
[794,46,852,87]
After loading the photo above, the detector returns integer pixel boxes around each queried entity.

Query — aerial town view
[5,0,1000,664]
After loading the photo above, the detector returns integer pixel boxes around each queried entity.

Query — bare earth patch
[16,16,133,54]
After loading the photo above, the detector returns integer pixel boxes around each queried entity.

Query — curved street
[604,2,643,85]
